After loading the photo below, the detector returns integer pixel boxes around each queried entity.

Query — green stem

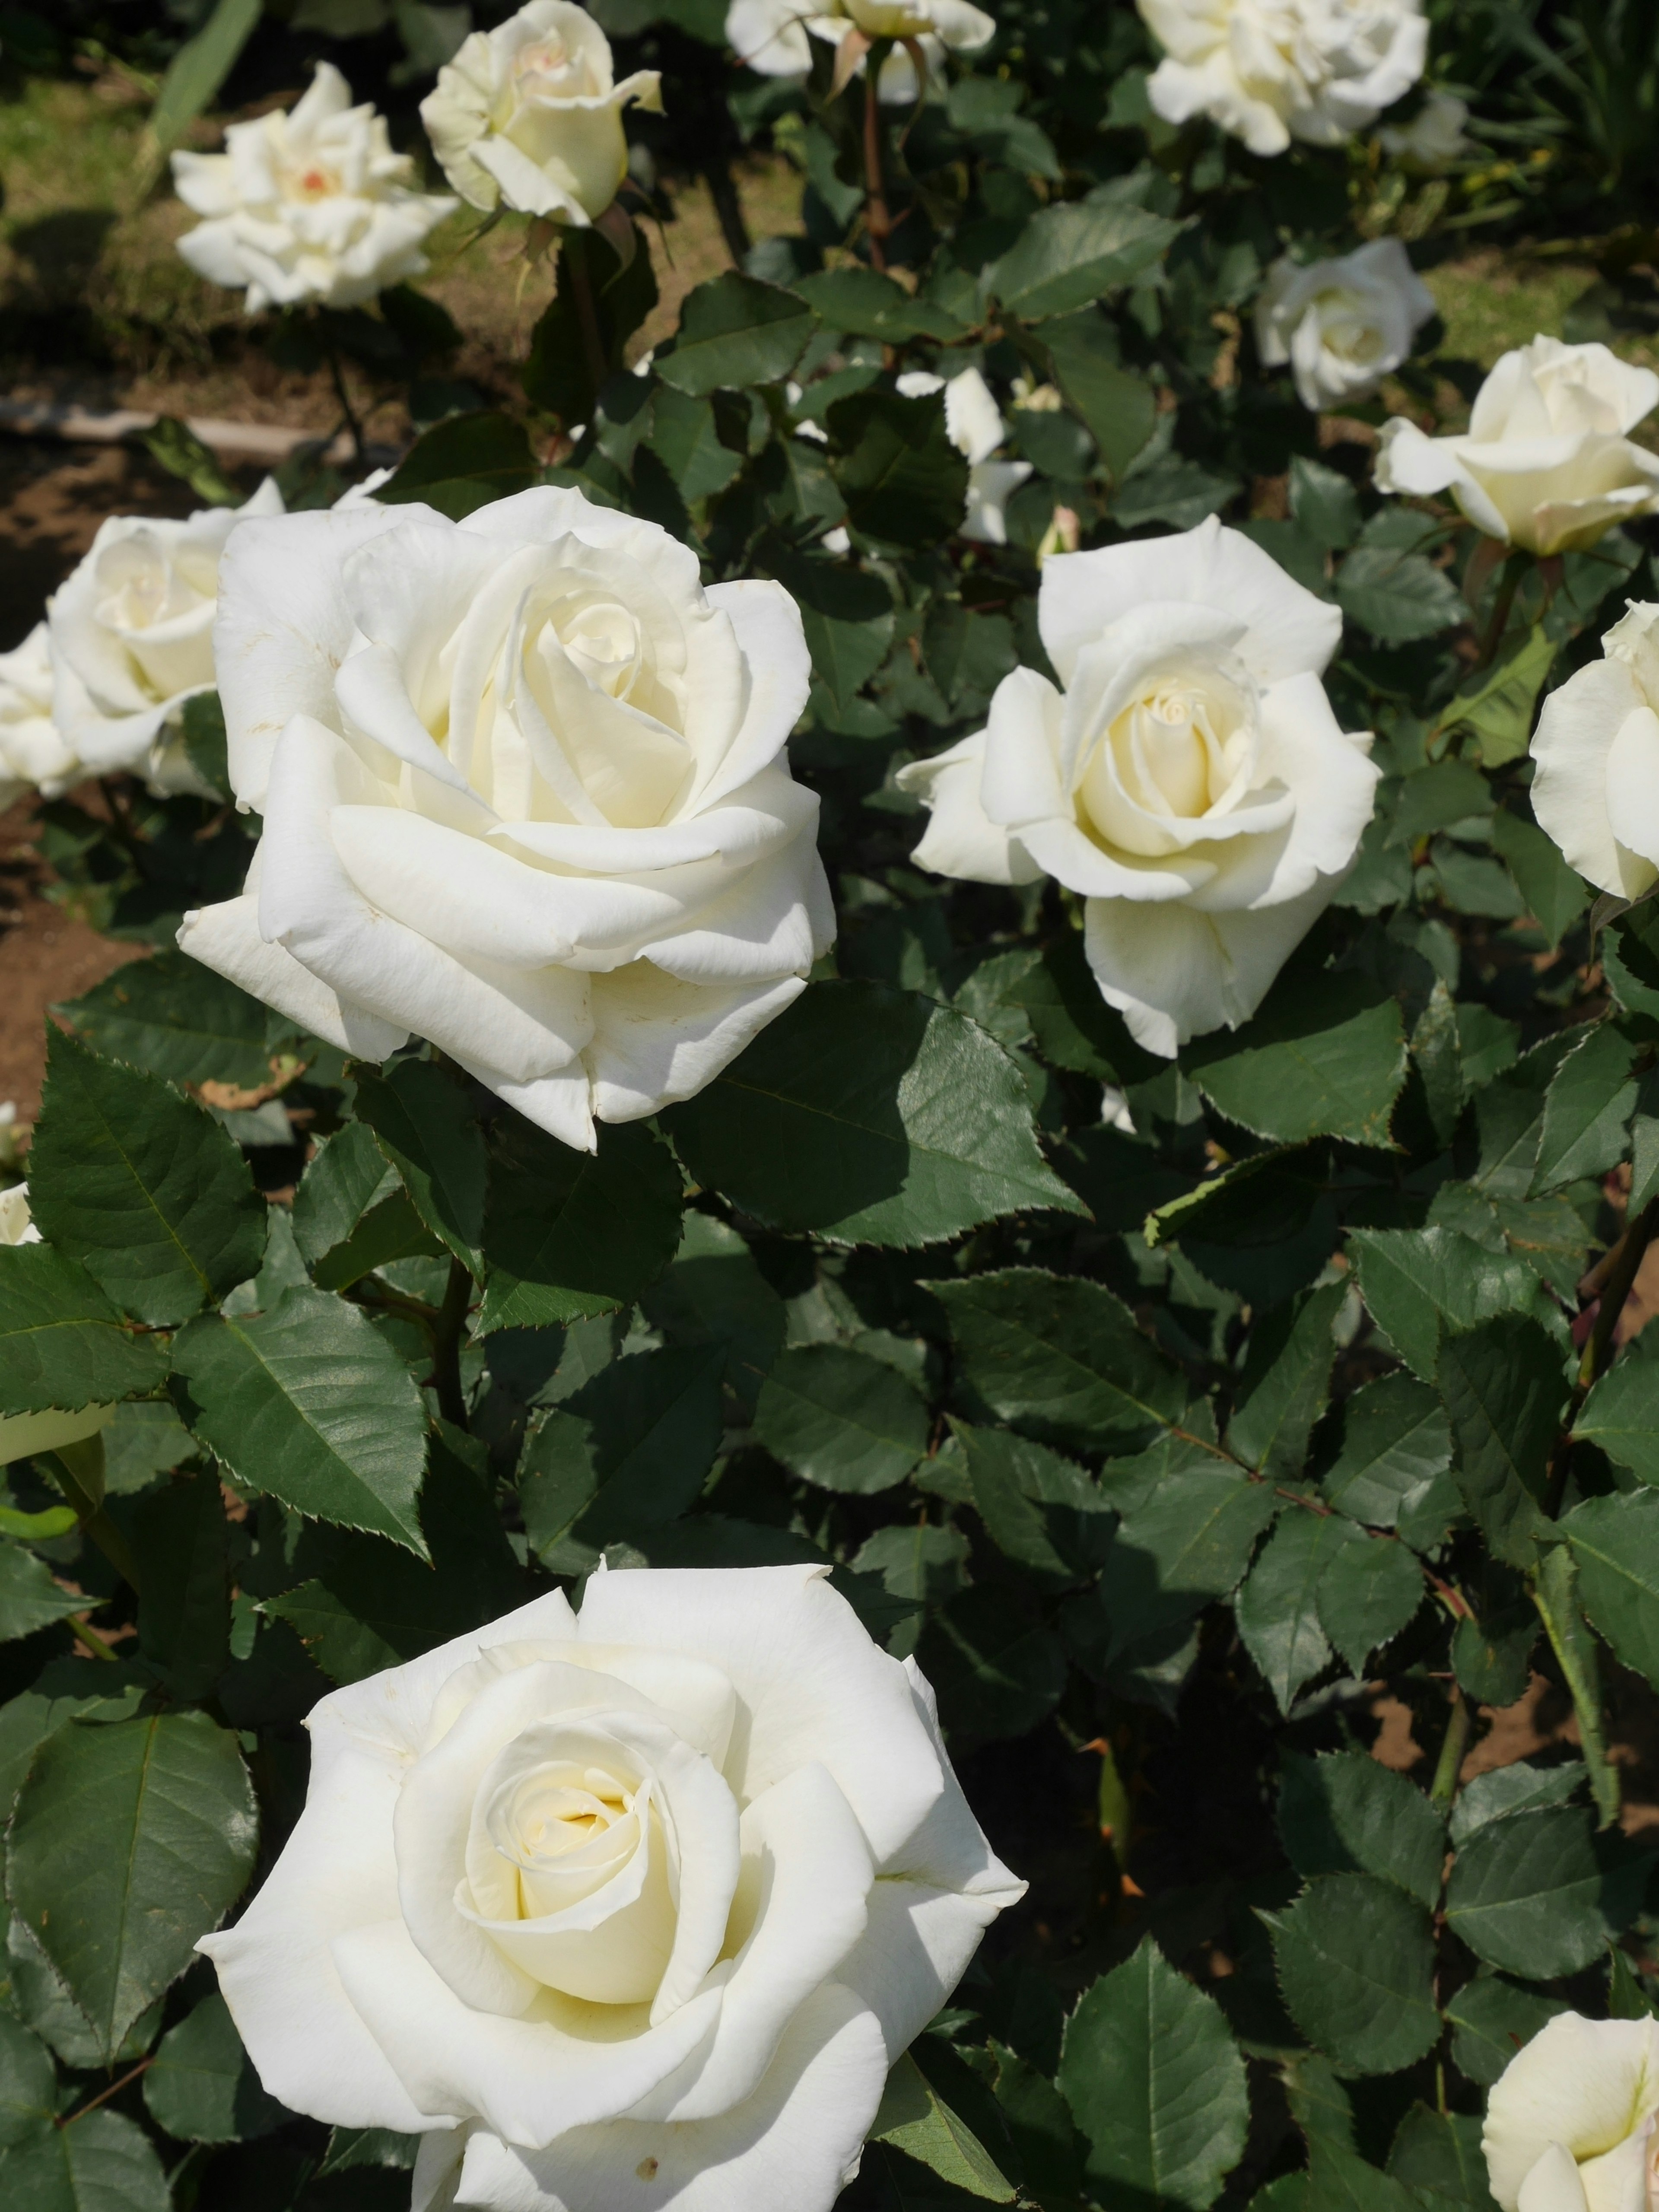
[1475,550,1529,668]
[1429,1687,1470,1807]
[325,345,366,464]
[430,1257,473,1430]
[564,231,608,403]
[48,1436,142,1595]
[863,59,892,270]
[1533,1545,1621,1829]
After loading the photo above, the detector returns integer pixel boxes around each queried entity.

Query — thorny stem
[60,2057,154,2127]
[863,68,891,270]
[325,345,367,465]
[1579,1195,1659,1392]
[565,232,608,401]
[70,1615,124,1663]
[431,1256,474,1430]
[1475,550,1529,668]
[1429,1685,1471,1806]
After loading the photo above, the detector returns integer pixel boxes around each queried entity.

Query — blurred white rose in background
[1530,598,1659,904]
[896,366,1033,545]
[1377,336,1659,555]
[727,0,992,100]
[1255,237,1435,411]
[1378,87,1470,169]
[422,0,661,224]
[898,518,1379,1055]
[1483,2010,1659,2212]
[0,624,76,804]
[1138,0,1427,156]
[172,63,455,311]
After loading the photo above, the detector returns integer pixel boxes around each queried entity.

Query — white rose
[172,64,456,313]
[897,517,1379,1055]
[1376,336,1659,556]
[1138,0,1427,157]
[1377,87,1470,170]
[1255,238,1435,412]
[421,2,662,225]
[1484,2011,1659,2212]
[47,479,286,789]
[0,624,76,803]
[895,367,1033,546]
[177,485,834,1154]
[0,1184,115,1468]
[1530,599,1659,904]
[726,0,991,99]
[202,1565,1023,2212]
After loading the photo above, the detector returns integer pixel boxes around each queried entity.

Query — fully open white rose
[422,2,661,225]
[0,1183,115,1468]
[47,479,285,788]
[172,64,455,312]
[203,1565,1022,2212]
[178,485,833,1152]
[726,0,992,99]
[1139,0,1426,155]
[894,367,1033,546]
[897,517,1379,1055]
[1530,599,1659,903]
[1255,237,1435,411]
[1484,2011,1659,2211]
[0,624,76,803]
[1377,337,1659,556]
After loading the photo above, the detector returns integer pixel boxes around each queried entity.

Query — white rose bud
[1530,599,1659,903]
[1483,2011,1659,2212]
[47,479,286,789]
[895,366,1033,546]
[1138,0,1427,157]
[172,64,456,313]
[0,623,76,803]
[1378,87,1471,171]
[178,485,835,1154]
[1255,237,1435,412]
[897,517,1379,1055]
[421,1,662,226]
[726,0,992,100]
[1377,335,1659,556]
[200,1566,1024,2212]
[0,1184,115,1468]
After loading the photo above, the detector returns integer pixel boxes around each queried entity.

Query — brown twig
[59,2056,154,2127]
[1579,1195,1659,1391]
[862,69,891,270]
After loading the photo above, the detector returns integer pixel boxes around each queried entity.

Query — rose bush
[172,62,456,311]
[423,1,661,226]
[1483,2012,1659,2211]
[203,1565,1021,2212]
[1254,237,1435,412]
[1376,336,1659,554]
[898,517,1379,1053]
[178,484,833,1151]
[1137,0,1427,156]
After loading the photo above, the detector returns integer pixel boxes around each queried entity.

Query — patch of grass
[1423,249,1603,369]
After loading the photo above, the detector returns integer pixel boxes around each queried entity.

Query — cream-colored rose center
[1078,669,1255,856]
[1313,286,1385,365]
[485,1760,640,1917]
[286,162,341,202]
[514,35,591,101]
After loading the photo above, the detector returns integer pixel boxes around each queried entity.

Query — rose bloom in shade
[422,1,661,225]
[1137,0,1427,157]
[0,1185,114,1468]
[1377,86,1470,170]
[1376,336,1659,556]
[896,518,1379,1056]
[1530,600,1659,904]
[172,63,456,312]
[47,479,285,789]
[178,484,833,1153]
[201,1565,1023,2212]
[726,0,993,102]
[1255,237,1435,412]
[894,367,1033,546]
[0,624,76,804]
[1483,2010,1659,2211]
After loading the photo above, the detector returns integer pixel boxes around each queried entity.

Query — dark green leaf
[1444,1806,1605,1977]
[0,1546,85,1646]
[664,982,1082,1247]
[353,1058,487,1274]
[0,1245,168,1417]
[1227,1284,1345,1480]
[1269,1874,1440,2072]
[1387,2106,1495,2209]
[1095,1459,1276,1660]
[171,1286,430,1557]
[1438,1318,1566,1570]
[28,1029,265,1325]
[1316,1535,1425,1672]
[1488,810,1589,950]
[931,1269,1184,1449]
[0,2106,172,2210]
[142,1990,282,2144]
[1057,1935,1248,2209]
[869,2051,1015,2202]
[1564,1490,1659,1688]
[917,1584,1067,1744]
[374,412,536,519]
[1530,1024,1638,1195]
[988,201,1179,320]
[1012,931,1163,1086]
[523,228,657,424]
[760,540,894,712]
[1349,1228,1545,1384]
[648,387,744,504]
[1236,1511,1360,1711]
[144,0,260,157]
[1322,1374,1453,1528]
[795,268,965,342]
[7,1711,257,2063]
[1440,626,1556,768]
[1449,1761,1585,1844]
[132,1470,228,1701]
[55,952,285,1092]
[828,389,971,552]
[638,1211,784,1415]
[1574,1355,1659,1485]
[753,1345,929,1494]
[1336,545,1465,644]
[656,273,813,396]
[1289,456,1361,553]
[956,1420,1110,1585]
[1444,1974,1568,2088]
[1279,1750,1445,1907]
[1183,974,1408,1148]
[479,1116,683,1334]
[0,2012,53,2150]
[1040,315,1157,481]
